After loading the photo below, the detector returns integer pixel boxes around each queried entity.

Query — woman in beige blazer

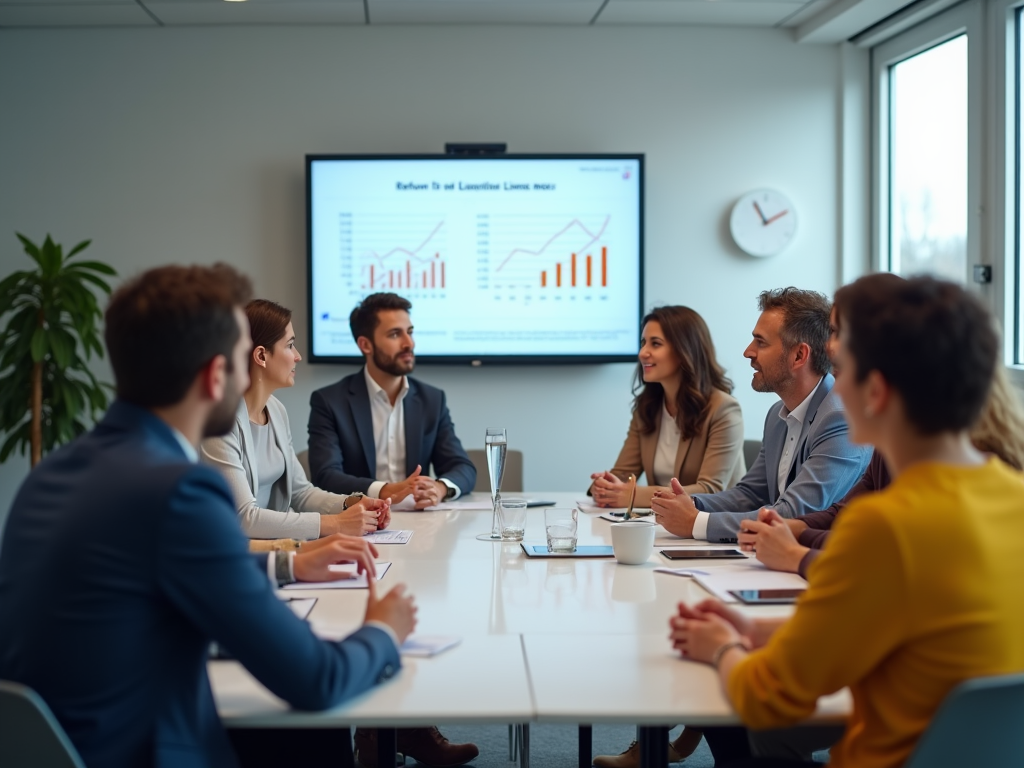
[202,299,390,540]
[590,305,745,509]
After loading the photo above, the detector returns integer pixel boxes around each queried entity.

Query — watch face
[729,189,797,257]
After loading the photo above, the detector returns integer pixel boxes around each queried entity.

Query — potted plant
[0,234,117,467]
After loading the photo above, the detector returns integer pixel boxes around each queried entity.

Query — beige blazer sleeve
[676,390,745,495]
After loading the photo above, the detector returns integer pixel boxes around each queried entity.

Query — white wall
[0,24,844,530]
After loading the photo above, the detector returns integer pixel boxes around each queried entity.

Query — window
[889,35,968,282]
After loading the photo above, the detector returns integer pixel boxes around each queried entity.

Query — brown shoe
[592,739,684,768]
[396,726,479,767]
[353,728,406,768]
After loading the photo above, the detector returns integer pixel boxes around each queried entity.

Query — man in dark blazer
[308,293,476,509]
[0,265,416,768]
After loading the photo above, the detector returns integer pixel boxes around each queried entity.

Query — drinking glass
[485,428,507,540]
[545,508,578,553]
[499,497,528,541]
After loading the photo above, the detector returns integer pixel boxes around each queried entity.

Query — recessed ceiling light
[223,0,248,3]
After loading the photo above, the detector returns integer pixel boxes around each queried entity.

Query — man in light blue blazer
[0,265,416,768]
[652,288,872,543]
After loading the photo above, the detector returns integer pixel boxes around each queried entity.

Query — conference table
[211,492,851,768]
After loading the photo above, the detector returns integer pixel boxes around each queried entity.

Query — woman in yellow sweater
[669,274,1024,768]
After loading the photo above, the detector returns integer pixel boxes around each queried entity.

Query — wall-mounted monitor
[307,154,644,364]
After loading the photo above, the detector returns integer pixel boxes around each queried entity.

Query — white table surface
[212,492,849,728]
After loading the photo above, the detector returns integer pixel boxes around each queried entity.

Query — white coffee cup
[610,521,656,565]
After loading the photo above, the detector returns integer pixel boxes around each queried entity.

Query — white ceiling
[0,0,916,43]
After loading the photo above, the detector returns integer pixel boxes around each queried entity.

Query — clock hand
[753,201,768,225]
[765,209,790,225]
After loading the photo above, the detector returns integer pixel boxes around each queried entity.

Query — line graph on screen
[339,212,449,294]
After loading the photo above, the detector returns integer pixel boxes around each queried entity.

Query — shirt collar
[779,376,823,425]
[363,366,409,404]
[169,427,199,463]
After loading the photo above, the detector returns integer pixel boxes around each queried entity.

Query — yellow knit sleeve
[726,495,909,729]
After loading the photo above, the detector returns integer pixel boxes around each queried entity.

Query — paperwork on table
[400,635,462,658]
[364,529,413,544]
[279,562,392,590]
[656,561,807,603]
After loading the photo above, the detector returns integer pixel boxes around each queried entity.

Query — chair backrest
[903,672,1024,768]
[0,681,85,768]
[296,449,311,479]
[467,449,524,493]
[742,439,762,471]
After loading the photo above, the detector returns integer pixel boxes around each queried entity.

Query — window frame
[871,1,984,283]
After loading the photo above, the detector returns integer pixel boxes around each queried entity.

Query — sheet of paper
[363,529,413,544]
[278,596,317,620]
[668,562,807,603]
[400,634,462,658]
[279,562,392,590]
[598,510,653,523]
[391,495,494,512]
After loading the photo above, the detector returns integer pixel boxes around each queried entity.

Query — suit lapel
[673,433,694,481]
[403,379,423,477]
[639,425,657,482]
[350,373,378,477]
[235,399,259,495]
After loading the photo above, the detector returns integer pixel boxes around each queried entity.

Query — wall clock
[729,189,797,257]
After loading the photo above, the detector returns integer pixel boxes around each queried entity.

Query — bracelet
[711,640,748,669]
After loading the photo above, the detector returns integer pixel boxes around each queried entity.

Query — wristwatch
[443,483,457,500]
[343,492,365,509]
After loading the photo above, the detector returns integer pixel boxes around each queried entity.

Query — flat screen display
[307,154,644,364]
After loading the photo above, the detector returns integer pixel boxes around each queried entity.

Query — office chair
[903,672,1024,768]
[0,681,85,768]
[468,449,524,493]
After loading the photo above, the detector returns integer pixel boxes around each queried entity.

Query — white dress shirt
[363,367,460,500]
[691,377,823,541]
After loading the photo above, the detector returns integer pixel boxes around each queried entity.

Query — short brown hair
[833,274,997,435]
[633,306,733,440]
[349,293,412,345]
[105,264,253,407]
[757,287,832,376]
[246,299,292,358]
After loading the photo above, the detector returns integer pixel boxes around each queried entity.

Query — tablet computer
[520,544,615,558]
[659,549,747,560]
[729,588,806,605]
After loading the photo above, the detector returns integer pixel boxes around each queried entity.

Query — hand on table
[293,534,379,582]
[365,579,418,644]
[363,496,391,530]
[411,477,448,510]
[650,478,699,537]
[738,508,808,574]
[322,500,381,537]
[669,601,744,664]
[380,466,424,505]
[589,471,630,507]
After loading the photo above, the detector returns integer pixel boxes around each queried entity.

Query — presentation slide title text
[395,181,557,191]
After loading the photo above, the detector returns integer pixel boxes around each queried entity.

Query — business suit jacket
[0,401,400,768]
[693,374,872,542]
[308,371,476,495]
[202,396,348,540]
[605,389,746,495]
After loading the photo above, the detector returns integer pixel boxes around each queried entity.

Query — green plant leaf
[64,240,92,260]
[66,260,116,277]
[73,271,112,295]
[48,329,73,368]
[30,327,48,362]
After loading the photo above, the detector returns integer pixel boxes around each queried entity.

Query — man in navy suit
[308,293,476,510]
[0,264,417,768]
[650,287,872,543]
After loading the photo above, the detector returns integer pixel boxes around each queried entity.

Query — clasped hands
[650,478,700,537]
[328,496,391,537]
[738,507,809,573]
[381,465,449,510]
[668,599,750,665]
[294,534,418,643]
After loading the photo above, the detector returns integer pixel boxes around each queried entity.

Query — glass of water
[485,428,507,540]
[499,497,527,541]
[545,508,578,553]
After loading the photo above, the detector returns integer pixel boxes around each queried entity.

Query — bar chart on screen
[339,212,449,297]
[481,214,612,301]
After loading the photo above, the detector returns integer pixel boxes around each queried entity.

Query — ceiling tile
[144,0,365,24]
[596,0,807,26]
[0,2,156,25]
[367,1,602,25]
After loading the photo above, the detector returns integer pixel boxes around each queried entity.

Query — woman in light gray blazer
[202,299,390,540]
